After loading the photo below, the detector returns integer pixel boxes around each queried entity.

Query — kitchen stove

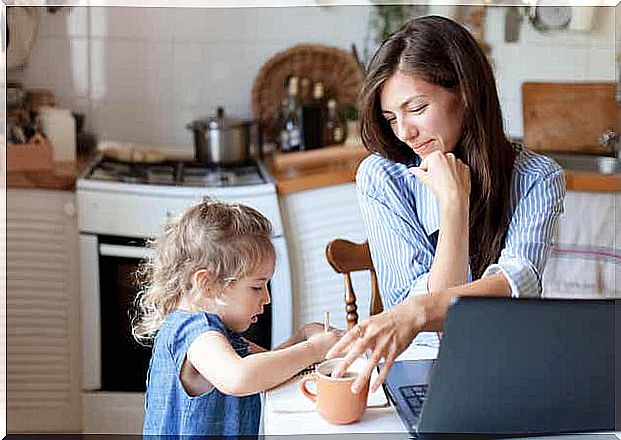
[88,158,267,187]
[76,152,293,433]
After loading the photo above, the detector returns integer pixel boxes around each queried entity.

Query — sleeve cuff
[482,257,541,298]
[409,272,430,297]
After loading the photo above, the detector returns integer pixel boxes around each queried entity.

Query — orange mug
[299,358,370,424]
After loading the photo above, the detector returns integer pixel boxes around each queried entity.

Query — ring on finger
[355,325,364,338]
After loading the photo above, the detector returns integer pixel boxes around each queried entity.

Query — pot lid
[193,106,248,130]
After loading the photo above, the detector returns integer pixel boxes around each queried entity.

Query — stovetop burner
[87,159,267,187]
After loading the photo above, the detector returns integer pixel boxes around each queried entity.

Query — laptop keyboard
[399,384,428,418]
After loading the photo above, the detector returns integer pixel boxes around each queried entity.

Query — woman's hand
[409,151,470,209]
[325,300,423,394]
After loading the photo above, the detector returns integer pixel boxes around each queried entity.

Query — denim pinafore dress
[143,310,261,437]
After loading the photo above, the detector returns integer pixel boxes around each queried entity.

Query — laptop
[382,297,616,438]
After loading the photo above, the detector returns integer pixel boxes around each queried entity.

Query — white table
[262,344,439,436]
[262,342,620,440]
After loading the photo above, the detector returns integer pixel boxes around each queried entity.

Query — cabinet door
[6,189,81,432]
[281,183,371,330]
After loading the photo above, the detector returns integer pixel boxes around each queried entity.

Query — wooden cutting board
[522,82,616,154]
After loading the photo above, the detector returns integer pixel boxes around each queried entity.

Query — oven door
[80,233,280,392]
[80,234,154,391]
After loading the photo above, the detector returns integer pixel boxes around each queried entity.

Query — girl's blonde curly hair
[131,198,274,346]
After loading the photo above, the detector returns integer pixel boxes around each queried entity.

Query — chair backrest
[325,239,383,329]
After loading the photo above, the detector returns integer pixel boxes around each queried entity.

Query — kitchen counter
[8,146,619,193]
[7,155,92,191]
[564,171,620,192]
[269,144,620,194]
[268,144,370,194]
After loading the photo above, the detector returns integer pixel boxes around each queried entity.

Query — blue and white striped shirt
[356,144,566,310]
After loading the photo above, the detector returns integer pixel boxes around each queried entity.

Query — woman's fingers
[360,337,392,393]
[332,334,372,378]
[372,346,398,392]
[351,353,377,393]
[326,325,360,359]
[408,166,428,182]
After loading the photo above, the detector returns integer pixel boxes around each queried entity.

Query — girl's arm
[246,323,343,354]
[244,339,268,354]
[187,330,340,396]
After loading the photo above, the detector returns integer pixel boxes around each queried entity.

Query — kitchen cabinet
[6,189,81,432]
[280,183,371,330]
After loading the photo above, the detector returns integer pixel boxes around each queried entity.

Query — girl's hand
[307,330,343,363]
[409,150,471,209]
[325,301,421,394]
[299,322,343,341]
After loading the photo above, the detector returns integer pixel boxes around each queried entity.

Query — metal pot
[186,107,260,165]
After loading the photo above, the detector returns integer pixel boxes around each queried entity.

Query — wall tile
[98,6,176,41]
[89,7,110,38]
[22,37,73,83]
[13,5,617,150]
[38,7,89,38]
[174,7,260,43]
[500,97,523,139]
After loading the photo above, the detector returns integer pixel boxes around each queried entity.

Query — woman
[326,15,565,394]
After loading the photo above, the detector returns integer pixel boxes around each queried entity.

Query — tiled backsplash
[11,5,617,156]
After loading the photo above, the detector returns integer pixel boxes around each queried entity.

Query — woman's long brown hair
[359,15,516,279]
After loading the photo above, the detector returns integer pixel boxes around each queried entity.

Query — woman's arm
[188,330,341,396]
[481,166,565,297]
[410,151,471,292]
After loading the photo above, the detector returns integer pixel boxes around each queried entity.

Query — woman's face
[380,70,465,159]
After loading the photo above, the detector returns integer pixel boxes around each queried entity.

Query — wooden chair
[325,239,383,330]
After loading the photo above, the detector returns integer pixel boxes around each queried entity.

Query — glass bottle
[299,77,311,107]
[279,76,303,152]
[324,98,346,146]
[301,80,326,150]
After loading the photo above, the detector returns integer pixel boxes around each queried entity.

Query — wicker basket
[252,44,364,142]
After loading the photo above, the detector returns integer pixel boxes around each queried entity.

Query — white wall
[485,6,617,137]
[10,5,616,155]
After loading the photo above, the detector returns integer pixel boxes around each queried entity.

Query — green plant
[364,4,429,65]
[343,104,358,122]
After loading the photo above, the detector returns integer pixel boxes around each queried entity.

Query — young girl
[132,199,341,437]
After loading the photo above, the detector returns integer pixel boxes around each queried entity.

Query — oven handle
[99,243,154,260]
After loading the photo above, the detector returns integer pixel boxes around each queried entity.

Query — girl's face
[380,70,465,159]
[216,256,275,333]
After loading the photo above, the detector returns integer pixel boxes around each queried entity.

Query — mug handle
[299,373,318,403]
